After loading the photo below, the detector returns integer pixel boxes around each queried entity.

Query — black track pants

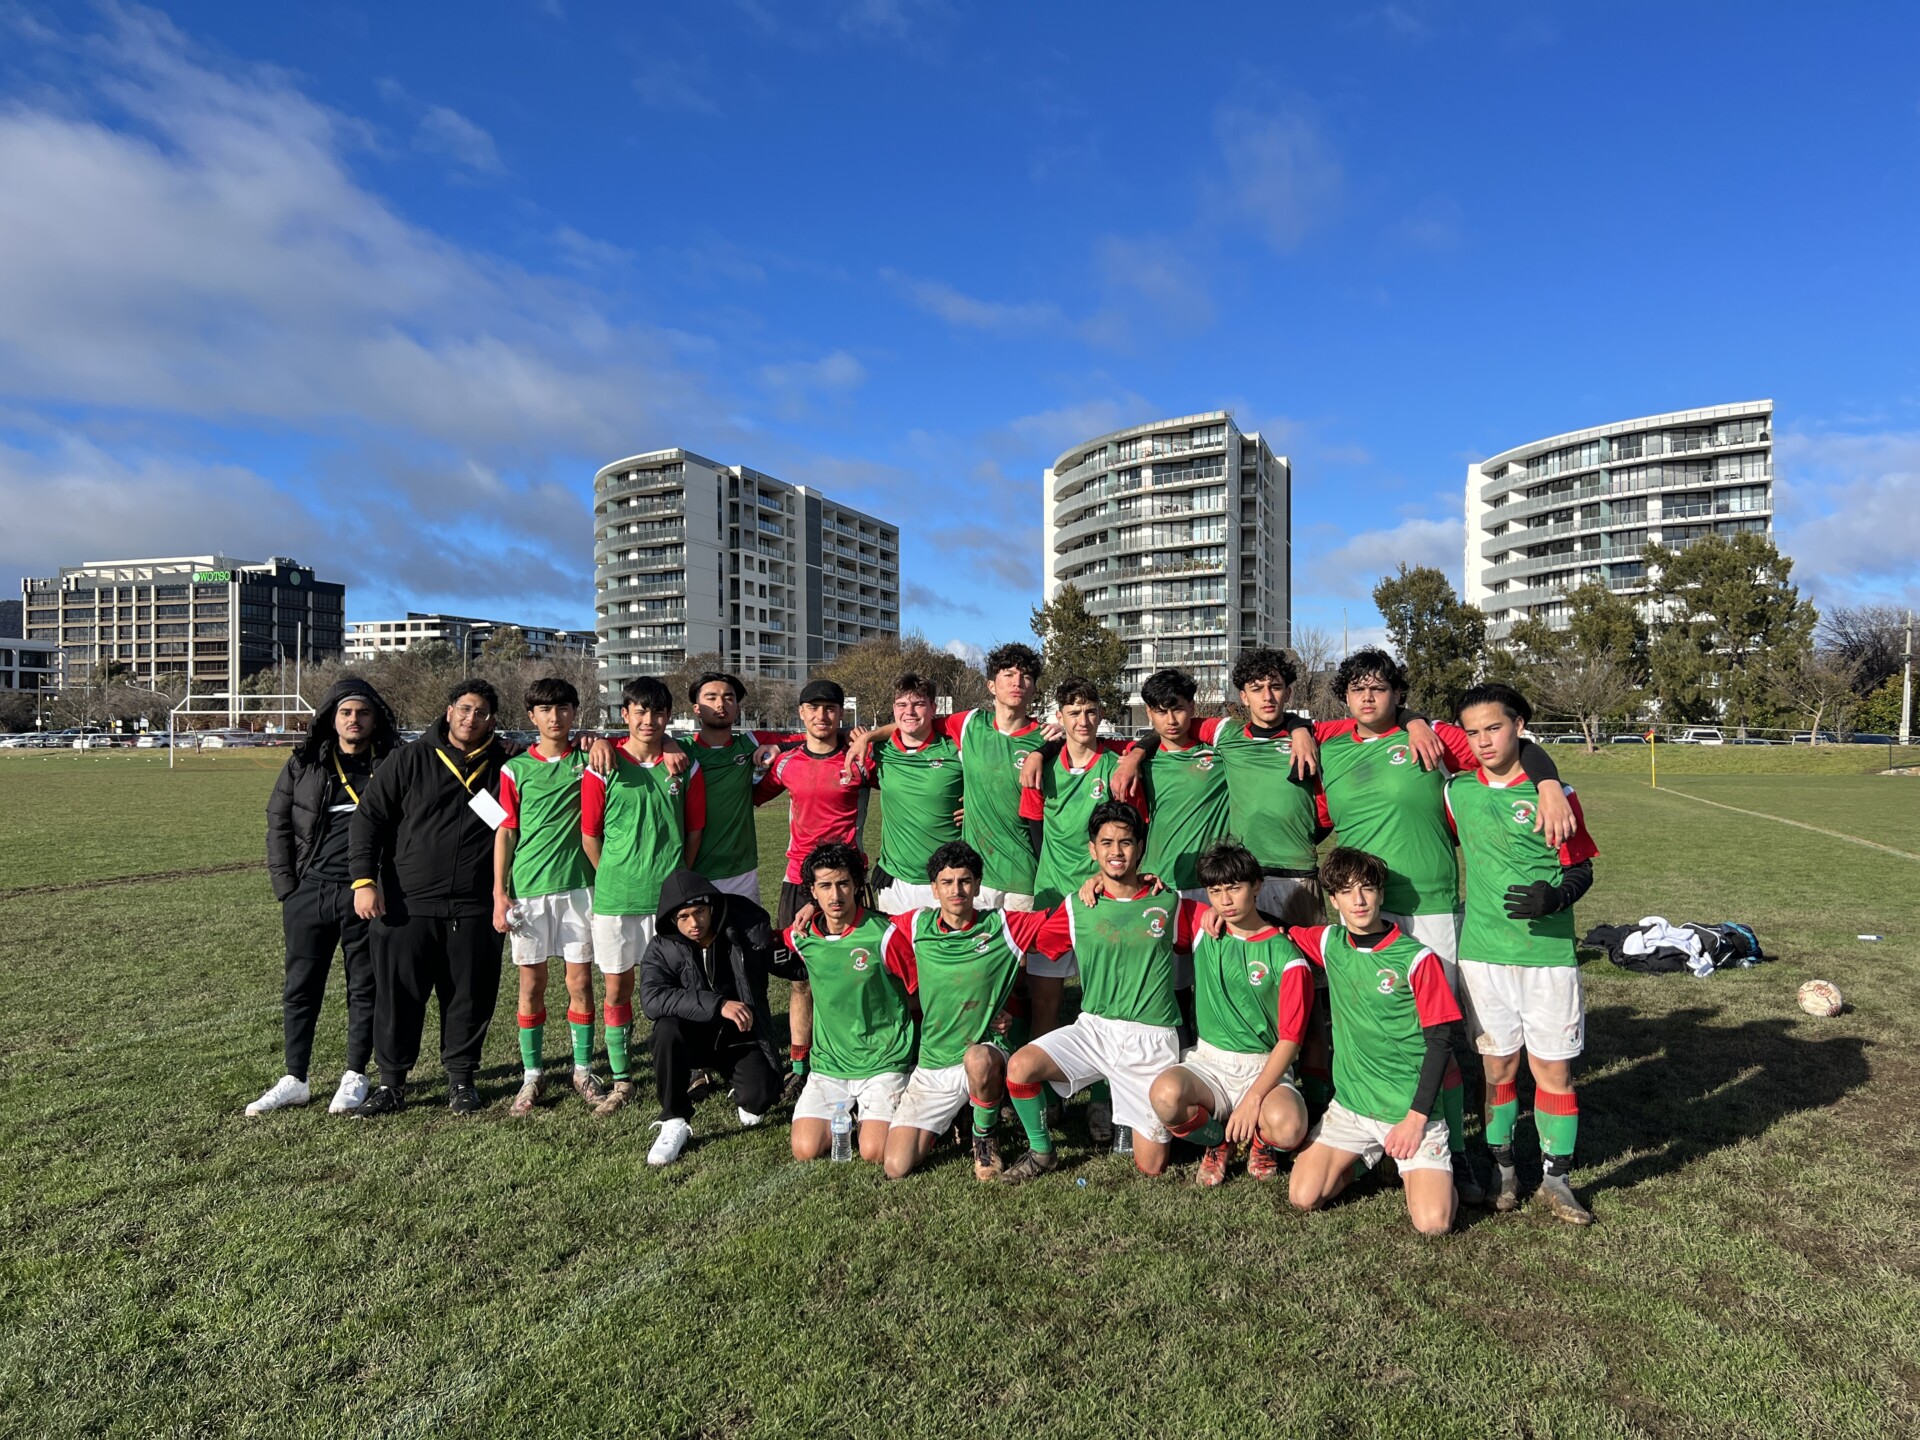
[370,912,503,1089]
[279,877,376,1080]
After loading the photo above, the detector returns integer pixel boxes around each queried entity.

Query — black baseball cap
[797,679,845,707]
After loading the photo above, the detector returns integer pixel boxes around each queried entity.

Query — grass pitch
[3,748,1918,1438]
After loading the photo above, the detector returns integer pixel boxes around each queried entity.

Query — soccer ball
[1797,980,1844,1018]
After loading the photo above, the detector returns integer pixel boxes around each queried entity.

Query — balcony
[597,468,686,503]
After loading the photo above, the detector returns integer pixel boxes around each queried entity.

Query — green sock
[605,1003,633,1081]
[1007,1083,1053,1152]
[971,1100,999,1137]
[1193,1116,1226,1146]
[1485,1081,1519,1148]
[568,1008,594,1070]
[1536,1089,1579,1165]
[516,1012,544,1074]
[1440,1080,1467,1155]
[1302,1067,1334,1114]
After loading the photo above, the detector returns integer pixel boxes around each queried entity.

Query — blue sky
[2,2,1916,658]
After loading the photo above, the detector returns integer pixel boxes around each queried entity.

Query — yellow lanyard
[434,748,488,793]
[331,751,362,805]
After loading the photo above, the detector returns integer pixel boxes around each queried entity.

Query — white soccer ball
[1797,979,1844,1018]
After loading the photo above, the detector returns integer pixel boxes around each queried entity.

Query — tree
[1765,647,1861,742]
[1857,673,1913,737]
[0,689,37,731]
[1371,564,1487,717]
[476,625,531,668]
[1818,604,1908,696]
[817,633,989,727]
[1537,653,1644,752]
[1564,582,1650,680]
[1288,624,1340,719]
[1644,532,1814,735]
[1030,583,1127,716]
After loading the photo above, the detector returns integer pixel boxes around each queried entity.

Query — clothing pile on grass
[1583,917,1768,977]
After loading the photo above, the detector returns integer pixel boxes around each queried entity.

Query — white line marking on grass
[1651,786,1920,863]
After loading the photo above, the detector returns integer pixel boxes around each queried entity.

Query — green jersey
[1447,772,1598,969]
[1202,718,1320,872]
[1315,726,1458,916]
[1063,889,1198,1029]
[895,907,1034,1069]
[1292,922,1460,1125]
[1022,745,1125,908]
[784,910,916,1079]
[873,732,964,883]
[1191,926,1313,1056]
[948,709,1048,895]
[1140,740,1231,892]
[685,733,762,881]
[498,747,595,898]
[582,753,704,916]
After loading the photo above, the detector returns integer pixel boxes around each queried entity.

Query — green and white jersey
[1140,740,1231,892]
[1315,726,1457,916]
[685,733,761,881]
[873,731,964,883]
[947,709,1049,894]
[1207,719,1320,872]
[1291,923,1461,1125]
[1063,889,1201,1029]
[783,910,916,1079]
[893,908,1036,1069]
[499,747,595,899]
[1447,771,1599,969]
[1191,926,1313,1056]
[582,752,704,917]
[1022,745,1126,908]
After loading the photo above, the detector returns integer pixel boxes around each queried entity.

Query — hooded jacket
[639,868,797,1073]
[265,676,401,901]
[346,716,511,918]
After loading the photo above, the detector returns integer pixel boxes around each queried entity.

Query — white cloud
[1210,103,1343,253]
[1392,195,1465,252]
[415,103,504,174]
[880,270,1063,333]
[758,350,866,418]
[1305,516,1466,602]
[1092,235,1216,332]
[943,638,986,668]
[1004,394,1159,458]
[1774,428,1920,610]
[633,57,721,114]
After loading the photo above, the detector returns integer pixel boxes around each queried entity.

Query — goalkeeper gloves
[1502,881,1563,919]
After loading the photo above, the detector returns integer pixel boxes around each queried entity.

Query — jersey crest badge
[1143,906,1170,938]
[1510,800,1536,826]
[1376,968,1400,994]
[1246,960,1269,986]
[1092,778,1107,800]
[1195,755,1216,772]
[668,778,683,797]
[1388,745,1411,766]
[850,948,872,972]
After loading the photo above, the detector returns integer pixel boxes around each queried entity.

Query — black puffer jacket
[347,717,510,919]
[639,869,793,1073]
[264,676,400,901]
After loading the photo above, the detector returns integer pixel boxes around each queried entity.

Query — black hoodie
[265,676,401,900]
[347,716,511,918]
[640,868,794,1073]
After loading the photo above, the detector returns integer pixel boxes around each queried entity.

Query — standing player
[1449,682,1600,1224]
[1285,848,1464,1236]
[492,676,604,1116]
[867,672,964,913]
[580,676,706,1116]
[1148,839,1313,1186]
[784,842,915,1164]
[677,671,791,902]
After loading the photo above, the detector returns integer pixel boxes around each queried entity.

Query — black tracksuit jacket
[265,677,400,902]
[348,720,511,919]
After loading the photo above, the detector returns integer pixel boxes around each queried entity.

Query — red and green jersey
[754,742,871,884]
[1018,743,1139,907]
[1313,723,1460,916]
[940,710,1048,894]
[582,751,706,916]
[498,747,594,898]
[1191,926,1314,1057]
[1064,887,1201,1028]
[1139,739,1231,892]
[887,907,1055,1069]
[1446,772,1599,969]
[1290,922,1460,1125]
[684,730,786,881]
[782,910,916,1079]
[873,731,964,883]
[1188,716,1320,872]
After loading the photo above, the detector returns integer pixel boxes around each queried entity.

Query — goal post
[168,692,315,769]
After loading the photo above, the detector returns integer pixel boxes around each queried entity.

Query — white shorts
[1308,1099,1452,1174]
[588,912,656,975]
[509,888,594,967]
[1457,960,1585,1061]
[891,1061,980,1135]
[1385,910,1461,975]
[1026,947,1078,979]
[793,1070,909,1124]
[976,888,1035,911]
[1033,1011,1181,1144]
[708,869,759,901]
[1177,1039,1286,1116]
[1257,875,1322,927]
[877,878,937,913]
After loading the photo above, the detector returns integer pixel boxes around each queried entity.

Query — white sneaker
[246,1075,311,1116]
[328,1070,369,1114]
[737,1106,765,1128]
[648,1117,692,1166]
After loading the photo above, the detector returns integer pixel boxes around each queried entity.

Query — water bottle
[1111,1124,1133,1157]
[830,1101,853,1162]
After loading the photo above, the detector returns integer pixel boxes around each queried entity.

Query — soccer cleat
[1493,1159,1520,1213]
[245,1075,311,1116]
[571,1067,609,1105]
[996,1147,1061,1185]
[737,1107,766,1128]
[1086,1099,1114,1144]
[328,1070,369,1114]
[647,1118,692,1166]
[1536,1173,1594,1226]
[971,1131,1003,1182]
[509,1074,545,1117]
[1246,1138,1282,1181]
[448,1082,483,1115]
[593,1080,635,1118]
[1453,1152,1488,1206]
[1196,1142,1233,1188]
[351,1084,406,1118]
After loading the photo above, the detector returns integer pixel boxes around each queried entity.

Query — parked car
[1677,727,1724,745]
[0,734,36,748]
[1849,733,1896,745]
[1726,737,1776,745]
[1608,734,1647,745]
[1790,731,1840,745]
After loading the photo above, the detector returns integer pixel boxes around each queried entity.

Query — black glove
[1503,881,1561,919]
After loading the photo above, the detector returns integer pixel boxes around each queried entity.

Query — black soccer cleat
[448,1082,483,1115]
[351,1084,406,1118]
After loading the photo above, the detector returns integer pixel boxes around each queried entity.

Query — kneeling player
[1286,848,1463,1236]
[784,842,915,1164]
[1149,839,1312,1186]
[882,841,1050,1181]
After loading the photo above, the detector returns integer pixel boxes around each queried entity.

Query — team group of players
[255,641,1602,1231]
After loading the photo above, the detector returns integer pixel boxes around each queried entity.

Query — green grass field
[4,748,1919,1438]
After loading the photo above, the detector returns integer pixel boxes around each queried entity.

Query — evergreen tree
[1371,564,1486,716]
[1030,584,1126,715]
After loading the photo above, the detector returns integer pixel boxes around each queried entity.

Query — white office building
[1043,411,1291,709]
[345,614,592,662]
[0,636,59,692]
[1465,401,1774,638]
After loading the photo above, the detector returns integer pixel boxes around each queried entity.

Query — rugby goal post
[168,692,315,770]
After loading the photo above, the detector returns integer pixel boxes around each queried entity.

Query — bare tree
[1818,604,1907,694]
[1765,646,1862,742]
[1288,625,1340,719]
[1535,654,1644,752]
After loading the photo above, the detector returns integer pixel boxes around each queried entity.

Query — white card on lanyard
[468,788,508,830]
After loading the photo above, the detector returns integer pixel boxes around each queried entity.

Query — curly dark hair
[1332,648,1407,699]
[1230,646,1298,693]
[983,643,1043,683]
[1319,846,1389,895]
[802,841,868,892]
[1195,838,1263,890]
[925,840,985,885]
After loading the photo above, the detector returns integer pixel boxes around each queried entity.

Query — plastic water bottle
[830,1101,853,1162]
[1111,1123,1133,1157]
